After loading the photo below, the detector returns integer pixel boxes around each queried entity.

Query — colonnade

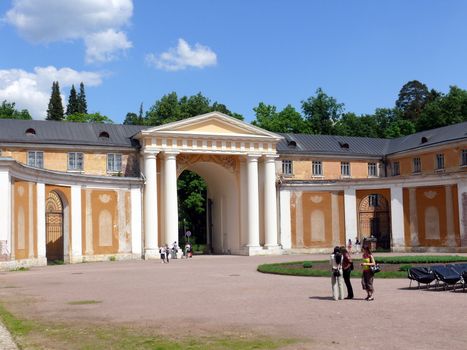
[143,151,279,257]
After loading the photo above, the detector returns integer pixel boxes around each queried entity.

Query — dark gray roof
[277,121,467,157]
[0,119,146,148]
[277,133,390,157]
[385,121,467,155]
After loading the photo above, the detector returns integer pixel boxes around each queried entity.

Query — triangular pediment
[138,112,282,140]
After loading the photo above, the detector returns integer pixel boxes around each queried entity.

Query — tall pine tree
[46,81,64,121]
[77,82,88,114]
[66,85,79,115]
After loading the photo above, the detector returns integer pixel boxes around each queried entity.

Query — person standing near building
[165,244,170,263]
[159,246,166,263]
[341,246,354,299]
[360,246,376,301]
[330,246,344,300]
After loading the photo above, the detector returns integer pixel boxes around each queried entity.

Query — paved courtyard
[0,254,466,349]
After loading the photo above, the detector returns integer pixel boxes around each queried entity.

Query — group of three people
[331,245,376,301]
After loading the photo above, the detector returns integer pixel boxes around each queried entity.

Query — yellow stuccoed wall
[1,148,138,176]
[389,143,466,176]
[282,158,373,180]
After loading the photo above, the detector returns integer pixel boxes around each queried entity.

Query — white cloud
[85,29,132,63]
[0,66,103,119]
[146,38,217,71]
[5,0,133,63]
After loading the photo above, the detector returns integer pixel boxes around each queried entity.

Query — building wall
[12,180,36,260]
[403,185,460,248]
[1,148,139,176]
[290,191,345,248]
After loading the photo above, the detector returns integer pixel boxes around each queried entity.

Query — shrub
[399,264,412,272]
[302,261,313,268]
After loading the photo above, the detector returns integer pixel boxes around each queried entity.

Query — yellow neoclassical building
[0,112,466,269]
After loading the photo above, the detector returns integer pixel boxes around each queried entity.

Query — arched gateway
[135,112,283,257]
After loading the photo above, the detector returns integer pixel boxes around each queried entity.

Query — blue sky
[1,0,466,123]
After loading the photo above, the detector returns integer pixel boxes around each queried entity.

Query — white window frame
[27,151,44,168]
[107,153,123,173]
[282,160,293,176]
[368,162,378,177]
[436,153,444,170]
[392,161,400,176]
[368,194,379,207]
[312,161,323,176]
[341,161,350,177]
[413,157,421,174]
[68,152,84,171]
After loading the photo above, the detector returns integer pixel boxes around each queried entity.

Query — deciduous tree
[0,100,32,120]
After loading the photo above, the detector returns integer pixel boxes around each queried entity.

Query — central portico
[135,112,283,257]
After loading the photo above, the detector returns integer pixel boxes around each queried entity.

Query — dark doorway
[358,194,391,250]
[45,191,64,261]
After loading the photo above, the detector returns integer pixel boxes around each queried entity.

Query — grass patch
[67,300,102,305]
[11,267,29,272]
[109,256,116,262]
[258,256,467,279]
[374,255,467,264]
[0,303,300,350]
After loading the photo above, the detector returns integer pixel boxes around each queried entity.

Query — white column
[143,151,158,257]
[247,155,260,248]
[279,189,291,249]
[131,186,142,256]
[71,185,82,263]
[344,188,358,244]
[264,155,278,248]
[390,185,405,249]
[457,180,467,246]
[36,182,46,259]
[163,151,179,246]
[0,170,12,256]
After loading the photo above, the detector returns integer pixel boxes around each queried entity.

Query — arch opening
[45,190,64,262]
[358,194,391,250]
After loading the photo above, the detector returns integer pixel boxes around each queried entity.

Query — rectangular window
[282,160,292,176]
[68,152,84,171]
[368,194,378,207]
[27,151,43,168]
[392,161,400,176]
[368,162,377,177]
[341,162,350,177]
[462,149,467,166]
[436,153,444,170]
[413,157,421,173]
[107,153,122,173]
[312,161,322,176]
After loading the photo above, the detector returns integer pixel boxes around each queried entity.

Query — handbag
[349,262,354,271]
[370,264,381,273]
[332,269,341,277]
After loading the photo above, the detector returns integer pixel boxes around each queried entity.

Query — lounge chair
[431,265,462,291]
[407,267,435,289]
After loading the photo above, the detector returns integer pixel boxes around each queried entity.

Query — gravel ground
[0,253,466,350]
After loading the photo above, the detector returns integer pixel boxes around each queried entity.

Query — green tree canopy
[46,81,64,121]
[66,85,79,116]
[0,100,32,120]
[301,88,344,135]
[65,112,114,124]
[395,80,432,121]
[77,82,88,114]
[251,102,308,133]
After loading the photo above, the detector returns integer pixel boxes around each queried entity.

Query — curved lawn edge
[257,255,467,279]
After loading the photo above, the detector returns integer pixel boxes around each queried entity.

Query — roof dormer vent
[339,142,349,149]
[99,131,110,139]
[25,128,36,136]
[421,136,428,144]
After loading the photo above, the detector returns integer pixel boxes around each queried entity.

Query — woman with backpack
[360,246,376,301]
[330,246,344,300]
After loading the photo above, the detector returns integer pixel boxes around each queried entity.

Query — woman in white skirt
[330,246,344,300]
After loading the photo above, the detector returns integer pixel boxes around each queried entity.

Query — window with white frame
[107,153,122,173]
[413,157,421,173]
[368,162,378,177]
[461,149,467,166]
[392,161,400,176]
[282,160,293,176]
[341,162,350,177]
[436,153,444,170]
[68,152,84,171]
[27,151,43,168]
[312,161,322,176]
